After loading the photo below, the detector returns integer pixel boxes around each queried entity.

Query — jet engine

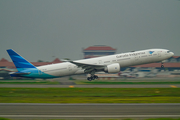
[104,63,120,73]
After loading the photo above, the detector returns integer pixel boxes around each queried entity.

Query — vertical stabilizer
[7,49,36,71]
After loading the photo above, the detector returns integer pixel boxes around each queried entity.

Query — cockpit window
[167,51,170,53]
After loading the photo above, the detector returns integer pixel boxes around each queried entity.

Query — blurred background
[0,0,180,81]
[0,0,180,62]
[0,1,180,120]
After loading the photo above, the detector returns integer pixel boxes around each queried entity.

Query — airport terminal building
[82,45,116,59]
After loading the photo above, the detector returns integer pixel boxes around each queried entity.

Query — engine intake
[104,63,120,73]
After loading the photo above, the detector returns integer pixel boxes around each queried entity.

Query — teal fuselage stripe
[18,68,57,78]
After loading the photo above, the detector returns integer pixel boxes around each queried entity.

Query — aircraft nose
[170,52,174,56]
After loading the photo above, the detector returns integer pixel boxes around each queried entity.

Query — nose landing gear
[161,62,164,68]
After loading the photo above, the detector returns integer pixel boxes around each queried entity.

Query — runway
[0,84,180,88]
[0,103,180,118]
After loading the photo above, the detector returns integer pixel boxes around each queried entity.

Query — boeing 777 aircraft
[7,49,174,81]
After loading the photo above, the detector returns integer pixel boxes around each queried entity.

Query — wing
[71,61,105,69]
[63,60,105,73]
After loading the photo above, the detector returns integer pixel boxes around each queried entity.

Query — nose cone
[170,52,174,56]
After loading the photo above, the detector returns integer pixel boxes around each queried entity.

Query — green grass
[0,88,180,103]
[0,118,10,120]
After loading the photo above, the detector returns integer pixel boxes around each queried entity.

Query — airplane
[7,48,174,81]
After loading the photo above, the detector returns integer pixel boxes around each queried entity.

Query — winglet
[6,49,36,71]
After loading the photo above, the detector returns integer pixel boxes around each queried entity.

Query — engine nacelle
[104,63,120,73]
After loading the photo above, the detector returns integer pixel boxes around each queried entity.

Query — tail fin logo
[149,51,154,54]
[7,49,36,71]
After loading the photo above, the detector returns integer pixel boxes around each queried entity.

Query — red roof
[31,62,50,66]
[0,58,9,62]
[51,58,62,63]
[0,62,14,67]
[172,56,180,59]
[84,45,116,51]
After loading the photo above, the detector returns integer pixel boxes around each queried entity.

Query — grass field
[0,88,180,103]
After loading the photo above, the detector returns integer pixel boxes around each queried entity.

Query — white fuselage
[36,49,174,77]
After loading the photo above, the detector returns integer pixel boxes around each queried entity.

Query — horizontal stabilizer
[10,72,30,75]
[9,71,30,77]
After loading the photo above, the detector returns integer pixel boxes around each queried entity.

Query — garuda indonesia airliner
[7,48,174,81]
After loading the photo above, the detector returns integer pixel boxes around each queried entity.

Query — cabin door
[38,70,42,75]
[158,52,161,57]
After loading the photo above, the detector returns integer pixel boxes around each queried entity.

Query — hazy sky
[0,0,180,62]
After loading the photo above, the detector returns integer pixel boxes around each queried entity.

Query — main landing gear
[86,70,99,81]
[87,75,98,81]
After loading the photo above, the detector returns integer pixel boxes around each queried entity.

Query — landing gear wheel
[94,75,98,79]
[91,76,95,80]
[87,70,99,81]
[87,77,92,81]
[87,75,99,81]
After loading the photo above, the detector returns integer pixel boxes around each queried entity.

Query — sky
[0,0,180,62]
